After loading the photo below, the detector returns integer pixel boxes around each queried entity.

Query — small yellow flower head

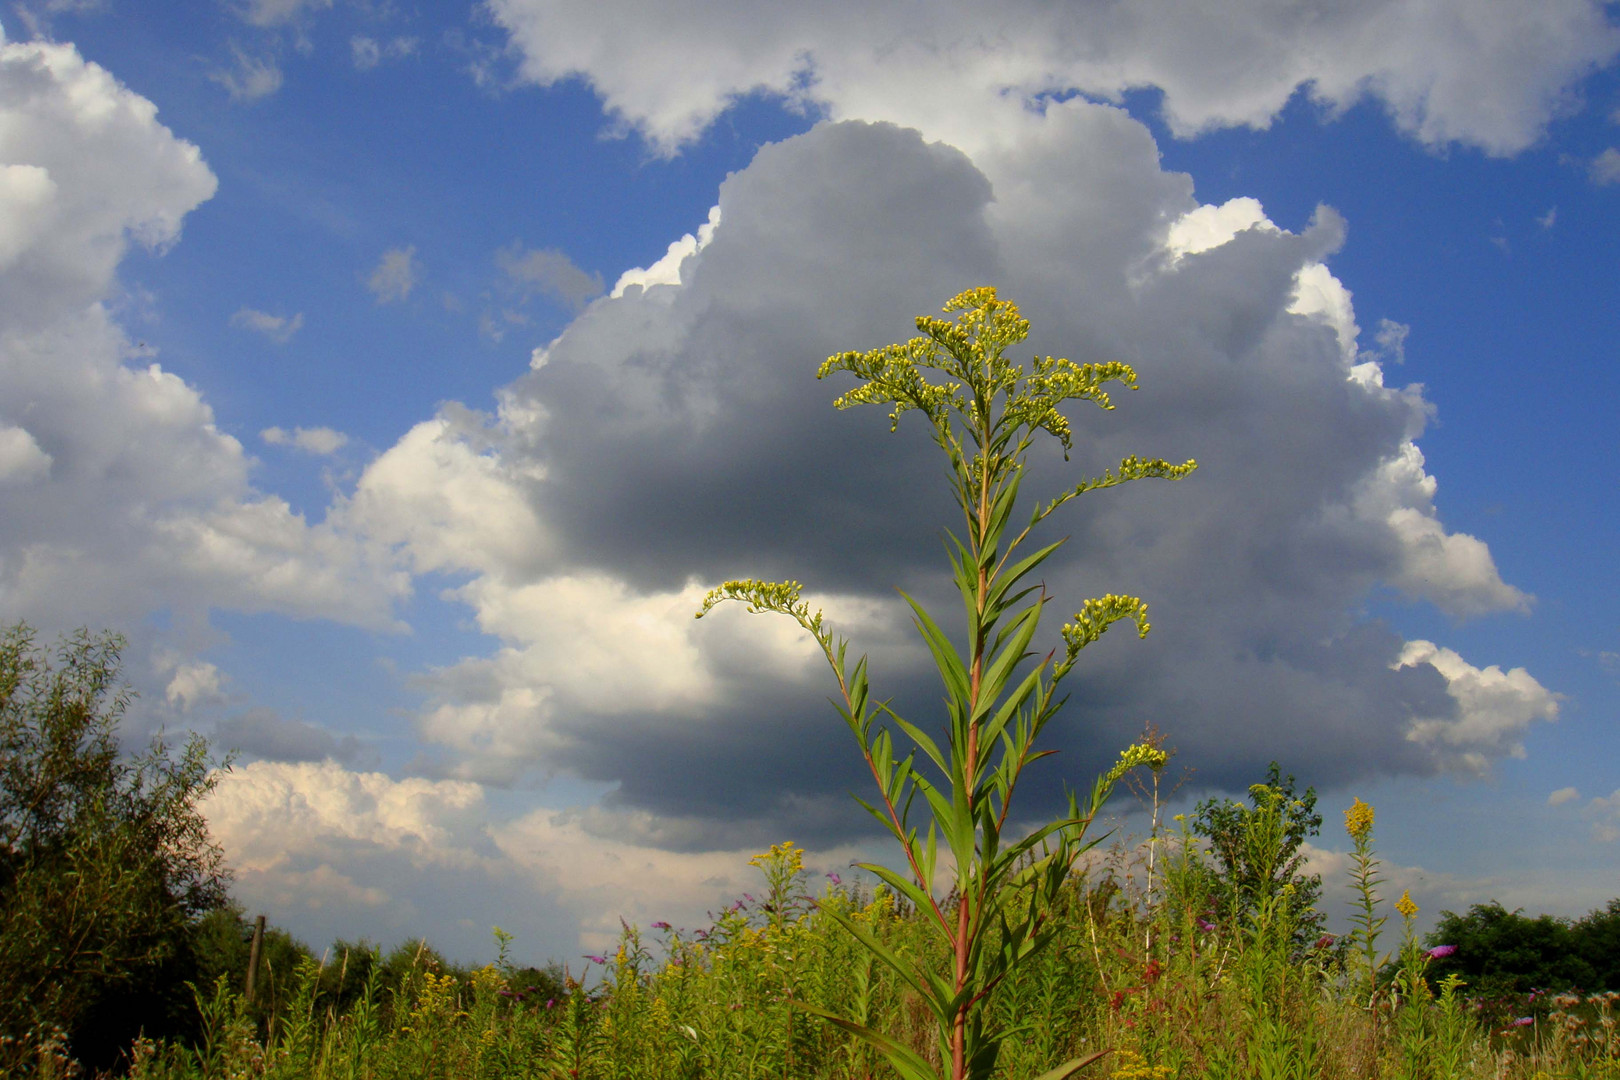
[748,840,805,875]
[1395,889,1419,919]
[1106,742,1169,784]
[1345,797,1375,843]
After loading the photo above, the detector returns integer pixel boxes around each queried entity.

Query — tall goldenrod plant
[697,288,1196,1080]
[1344,797,1386,1005]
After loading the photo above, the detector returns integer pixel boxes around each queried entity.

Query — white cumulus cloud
[1397,640,1561,771]
[203,758,868,956]
[0,424,51,484]
[489,0,1620,157]
[0,38,408,639]
[611,204,722,297]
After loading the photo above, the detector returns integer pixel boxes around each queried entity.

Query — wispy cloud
[235,0,332,29]
[351,35,419,71]
[496,244,604,311]
[1590,148,1620,186]
[230,307,304,343]
[1588,790,1620,842]
[367,245,418,304]
[210,42,283,102]
[1549,786,1580,806]
[262,426,349,455]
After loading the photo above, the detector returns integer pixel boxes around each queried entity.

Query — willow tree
[698,287,1196,1080]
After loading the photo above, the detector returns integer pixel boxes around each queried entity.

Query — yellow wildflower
[1107,742,1169,784]
[1395,889,1419,919]
[1344,798,1375,843]
[748,840,805,875]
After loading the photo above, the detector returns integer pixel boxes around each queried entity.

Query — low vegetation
[102,816,1620,1080]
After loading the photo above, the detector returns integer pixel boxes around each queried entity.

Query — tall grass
[108,820,1620,1080]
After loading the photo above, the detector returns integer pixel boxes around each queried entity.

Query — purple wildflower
[546,999,556,1009]
[1428,944,1457,959]
[827,872,842,885]
[743,893,755,904]
[1197,918,1216,932]
[1511,1017,1534,1028]
[651,921,671,930]
[1313,934,1335,950]
[585,954,607,965]
[498,988,515,998]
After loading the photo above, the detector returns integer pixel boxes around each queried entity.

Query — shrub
[0,623,230,1072]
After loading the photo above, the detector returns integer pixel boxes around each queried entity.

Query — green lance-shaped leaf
[819,902,954,1025]
[885,705,948,777]
[977,663,1046,771]
[794,1000,943,1080]
[1032,1049,1114,1080]
[899,589,971,706]
[981,537,1067,622]
[971,601,1044,727]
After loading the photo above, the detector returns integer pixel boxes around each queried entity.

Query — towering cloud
[347,107,1550,846]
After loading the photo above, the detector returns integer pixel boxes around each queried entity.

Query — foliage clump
[0,623,231,1073]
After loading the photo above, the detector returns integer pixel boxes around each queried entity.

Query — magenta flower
[1197,918,1216,932]
[1314,934,1335,950]
[545,999,555,1009]
[1511,1016,1534,1028]
[585,954,607,964]
[827,872,842,885]
[651,921,671,930]
[1428,944,1457,959]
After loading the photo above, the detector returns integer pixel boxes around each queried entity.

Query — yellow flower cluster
[1344,797,1375,843]
[402,968,464,1033]
[1395,889,1419,919]
[1111,1048,1174,1080]
[1106,742,1169,785]
[470,963,503,995]
[748,840,805,876]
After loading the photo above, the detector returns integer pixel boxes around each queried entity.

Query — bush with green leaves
[1189,761,1325,943]
[0,622,230,1071]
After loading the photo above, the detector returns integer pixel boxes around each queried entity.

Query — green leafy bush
[0,623,231,1072]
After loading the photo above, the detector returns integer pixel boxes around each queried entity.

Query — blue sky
[1,0,1617,965]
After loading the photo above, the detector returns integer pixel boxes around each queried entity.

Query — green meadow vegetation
[4,289,1618,1077]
